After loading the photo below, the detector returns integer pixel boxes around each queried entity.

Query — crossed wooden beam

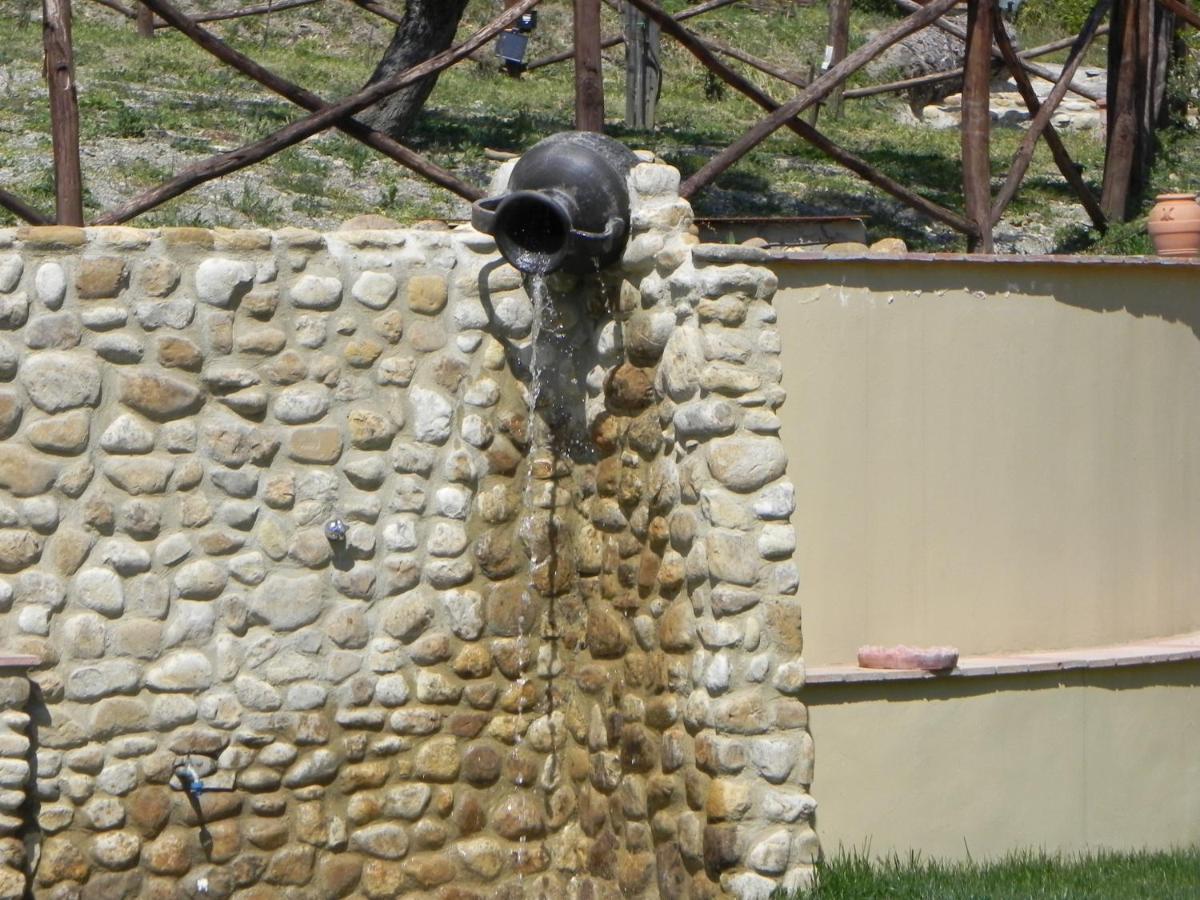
[10,0,541,227]
[91,0,504,224]
[622,0,1122,251]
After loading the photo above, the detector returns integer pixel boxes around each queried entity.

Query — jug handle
[570,217,625,254]
[471,196,503,235]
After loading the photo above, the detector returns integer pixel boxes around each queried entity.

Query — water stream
[515,272,562,888]
[525,273,569,442]
[512,272,599,889]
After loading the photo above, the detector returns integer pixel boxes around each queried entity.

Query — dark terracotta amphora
[472,132,638,275]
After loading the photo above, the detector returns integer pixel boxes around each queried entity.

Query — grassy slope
[795,848,1200,898]
[0,0,1196,251]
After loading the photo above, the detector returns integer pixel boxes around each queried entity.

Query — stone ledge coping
[0,656,39,669]
[769,250,1200,268]
[806,631,1200,685]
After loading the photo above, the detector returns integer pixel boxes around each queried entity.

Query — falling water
[515,272,554,891]
[513,273,581,889]
[526,273,565,436]
[526,271,600,460]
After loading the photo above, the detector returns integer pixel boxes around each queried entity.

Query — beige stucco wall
[805,662,1200,859]
[774,258,1200,665]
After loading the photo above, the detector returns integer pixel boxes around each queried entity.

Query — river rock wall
[0,156,814,899]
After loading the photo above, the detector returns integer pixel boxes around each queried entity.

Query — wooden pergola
[597,0,1187,251]
[14,0,1198,252]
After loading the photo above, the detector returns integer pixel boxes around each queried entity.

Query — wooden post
[961,0,994,253]
[575,0,605,131]
[603,0,805,88]
[825,0,850,117]
[529,0,744,71]
[1102,0,1139,220]
[1134,0,1154,189]
[802,63,818,125]
[136,2,154,36]
[43,0,84,226]
[1132,0,1172,196]
[624,2,660,129]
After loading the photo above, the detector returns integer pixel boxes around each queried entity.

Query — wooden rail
[12,0,1168,252]
[527,0,746,71]
[93,0,539,224]
[344,0,404,27]
[1157,0,1200,29]
[88,0,136,18]
[623,0,978,236]
[843,27,1110,100]
[138,0,483,201]
[152,0,325,28]
[597,0,810,89]
[0,189,51,226]
[675,0,962,198]
[990,0,1112,227]
[991,16,1107,230]
[894,0,1105,102]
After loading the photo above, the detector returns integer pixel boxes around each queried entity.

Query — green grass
[795,847,1200,899]
[0,0,1196,249]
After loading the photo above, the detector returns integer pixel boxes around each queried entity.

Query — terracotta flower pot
[1146,193,1200,258]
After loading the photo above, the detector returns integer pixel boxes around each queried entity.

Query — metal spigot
[172,756,233,798]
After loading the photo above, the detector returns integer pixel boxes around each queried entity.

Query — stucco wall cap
[807,631,1200,686]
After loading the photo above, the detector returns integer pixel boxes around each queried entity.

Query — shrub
[1018,0,1107,36]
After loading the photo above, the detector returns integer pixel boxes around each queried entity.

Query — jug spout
[471,189,625,276]
[472,132,637,275]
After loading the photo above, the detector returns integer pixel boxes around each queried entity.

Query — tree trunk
[359,0,471,140]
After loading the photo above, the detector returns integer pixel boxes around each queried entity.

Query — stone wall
[0,155,814,898]
[0,662,33,900]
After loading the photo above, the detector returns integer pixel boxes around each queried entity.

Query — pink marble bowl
[857,645,959,671]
